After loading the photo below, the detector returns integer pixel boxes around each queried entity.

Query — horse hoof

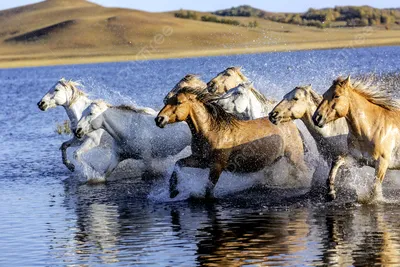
[66,163,75,172]
[170,190,180,199]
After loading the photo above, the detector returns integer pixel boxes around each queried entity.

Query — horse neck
[63,96,91,130]
[301,102,338,153]
[186,102,214,141]
[302,101,328,136]
[248,91,265,118]
[346,90,385,138]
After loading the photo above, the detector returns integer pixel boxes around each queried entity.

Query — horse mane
[111,104,156,115]
[182,74,202,83]
[246,83,277,106]
[92,99,156,115]
[297,85,322,105]
[59,78,87,107]
[227,66,248,81]
[335,77,400,111]
[179,86,240,131]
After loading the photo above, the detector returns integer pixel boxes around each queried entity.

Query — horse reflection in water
[168,203,311,266]
[315,205,400,266]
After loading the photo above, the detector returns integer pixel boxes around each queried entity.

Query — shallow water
[1,46,400,266]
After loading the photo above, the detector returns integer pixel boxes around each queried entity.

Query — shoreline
[0,39,399,69]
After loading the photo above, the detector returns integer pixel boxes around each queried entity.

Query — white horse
[75,100,192,179]
[38,78,107,172]
[215,82,276,120]
[269,85,349,199]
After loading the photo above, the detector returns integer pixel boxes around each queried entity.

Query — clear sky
[2,0,399,12]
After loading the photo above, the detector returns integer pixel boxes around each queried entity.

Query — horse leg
[73,137,97,170]
[327,156,346,201]
[205,153,228,198]
[60,137,83,172]
[169,155,206,199]
[104,151,120,179]
[371,157,389,201]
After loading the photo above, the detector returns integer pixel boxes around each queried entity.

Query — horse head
[75,100,109,138]
[37,78,84,111]
[269,85,318,125]
[313,76,351,128]
[207,67,247,95]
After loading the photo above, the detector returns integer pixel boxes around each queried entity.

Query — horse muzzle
[268,111,280,125]
[37,101,47,111]
[312,113,325,128]
[74,127,84,139]
[155,116,168,128]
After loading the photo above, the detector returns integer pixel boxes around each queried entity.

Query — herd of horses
[37,67,400,202]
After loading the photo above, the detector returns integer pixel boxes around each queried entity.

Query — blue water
[0,46,400,266]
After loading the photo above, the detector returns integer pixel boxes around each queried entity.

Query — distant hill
[0,0,399,68]
[214,5,400,28]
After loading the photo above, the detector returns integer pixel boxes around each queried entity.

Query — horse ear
[344,75,351,86]
[306,84,312,90]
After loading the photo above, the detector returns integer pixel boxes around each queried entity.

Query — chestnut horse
[269,85,349,200]
[155,87,307,198]
[313,76,400,201]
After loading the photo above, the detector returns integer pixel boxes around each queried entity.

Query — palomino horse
[207,66,275,118]
[37,78,107,172]
[269,85,349,200]
[163,74,207,104]
[155,86,307,198]
[313,76,400,201]
[75,100,191,179]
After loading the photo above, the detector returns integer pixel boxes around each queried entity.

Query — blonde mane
[337,77,400,111]
[228,67,247,82]
[178,86,240,131]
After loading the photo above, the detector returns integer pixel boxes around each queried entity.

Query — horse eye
[54,89,59,92]
[293,97,299,101]
[334,95,340,99]
[177,101,182,105]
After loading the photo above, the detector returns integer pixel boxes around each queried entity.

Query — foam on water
[149,156,315,202]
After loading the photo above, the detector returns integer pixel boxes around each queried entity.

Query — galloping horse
[155,86,307,198]
[75,100,191,179]
[269,85,349,199]
[37,78,107,172]
[313,76,400,201]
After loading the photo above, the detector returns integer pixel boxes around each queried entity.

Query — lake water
[1,46,400,266]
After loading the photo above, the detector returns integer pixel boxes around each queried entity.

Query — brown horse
[155,87,307,198]
[313,76,400,201]
[164,74,207,104]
